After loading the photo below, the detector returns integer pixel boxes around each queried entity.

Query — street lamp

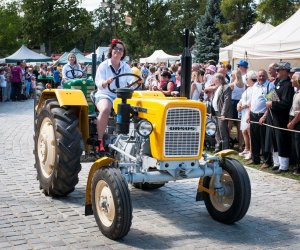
[100,0,121,41]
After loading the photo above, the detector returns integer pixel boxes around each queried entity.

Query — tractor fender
[36,89,88,112]
[35,89,90,152]
[85,156,115,216]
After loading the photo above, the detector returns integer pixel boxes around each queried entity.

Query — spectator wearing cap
[268,63,278,84]
[237,70,256,160]
[247,69,274,167]
[237,60,248,84]
[287,72,300,175]
[265,62,295,173]
[158,70,175,96]
[289,67,300,79]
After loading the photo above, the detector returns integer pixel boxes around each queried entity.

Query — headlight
[137,120,153,137]
[206,120,216,137]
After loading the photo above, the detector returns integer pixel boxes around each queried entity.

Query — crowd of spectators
[1,57,300,176]
[135,59,300,176]
[0,61,65,102]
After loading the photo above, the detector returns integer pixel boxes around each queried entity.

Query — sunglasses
[113,47,124,52]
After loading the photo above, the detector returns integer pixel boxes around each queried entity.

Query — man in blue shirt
[247,69,274,167]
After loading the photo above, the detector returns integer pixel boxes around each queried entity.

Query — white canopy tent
[219,22,274,64]
[140,50,180,64]
[220,9,300,70]
[86,46,109,62]
[0,45,52,63]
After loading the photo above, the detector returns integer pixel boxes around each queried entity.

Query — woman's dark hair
[199,69,205,76]
[107,39,126,60]
[214,73,226,85]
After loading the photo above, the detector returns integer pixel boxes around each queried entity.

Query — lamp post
[100,0,121,41]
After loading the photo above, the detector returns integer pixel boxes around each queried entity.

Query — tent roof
[231,9,300,60]
[140,50,180,63]
[219,22,274,62]
[55,50,92,65]
[70,47,83,54]
[86,47,109,62]
[0,45,52,63]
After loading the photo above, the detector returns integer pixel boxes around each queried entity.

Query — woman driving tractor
[94,39,134,153]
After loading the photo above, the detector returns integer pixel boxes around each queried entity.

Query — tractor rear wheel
[34,98,82,196]
[203,157,251,224]
[92,167,132,240]
[35,82,45,104]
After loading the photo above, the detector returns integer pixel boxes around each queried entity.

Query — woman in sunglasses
[94,39,133,153]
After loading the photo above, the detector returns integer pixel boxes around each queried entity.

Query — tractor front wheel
[203,157,251,224]
[92,167,132,240]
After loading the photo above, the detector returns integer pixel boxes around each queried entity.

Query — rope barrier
[211,115,300,134]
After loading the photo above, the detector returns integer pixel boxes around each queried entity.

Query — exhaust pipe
[180,29,192,99]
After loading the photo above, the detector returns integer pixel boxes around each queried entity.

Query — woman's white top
[62,63,82,80]
[231,84,245,100]
[191,82,203,100]
[95,59,133,102]
[240,87,253,131]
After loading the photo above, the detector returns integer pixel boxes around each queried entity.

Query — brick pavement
[0,100,300,249]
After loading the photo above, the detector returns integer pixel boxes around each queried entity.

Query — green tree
[0,2,23,57]
[22,0,94,55]
[194,0,222,63]
[256,0,300,26]
[220,0,257,45]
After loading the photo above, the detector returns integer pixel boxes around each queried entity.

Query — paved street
[0,99,300,250]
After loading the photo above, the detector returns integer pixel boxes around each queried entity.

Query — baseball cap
[237,60,248,68]
[275,61,291,71]
[290,67,300,73]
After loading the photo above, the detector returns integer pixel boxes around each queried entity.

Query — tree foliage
[256,0,300,26]
[194,0,222,63]
[0,2,23,57]
[22,0,94,55]
[93,0,207,60]
[219,0,257,45]
[1,0,299,62]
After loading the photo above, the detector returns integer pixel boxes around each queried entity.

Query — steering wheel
[107,73,142,93]
[65,69,85,79]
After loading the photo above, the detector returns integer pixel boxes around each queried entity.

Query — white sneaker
[239,150,249,156]
[244,152,252,160]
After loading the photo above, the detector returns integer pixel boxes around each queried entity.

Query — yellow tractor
[34,31,250,240]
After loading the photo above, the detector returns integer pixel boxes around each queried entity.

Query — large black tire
[203,157,251,224]
[34,98,82,196]
[133,182,165,190]
[92,167,132,240]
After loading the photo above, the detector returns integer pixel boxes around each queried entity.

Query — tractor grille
[164,108,201,157]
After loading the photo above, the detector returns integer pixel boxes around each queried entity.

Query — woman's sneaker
[239,150,249,156]
[244,152,252,160]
